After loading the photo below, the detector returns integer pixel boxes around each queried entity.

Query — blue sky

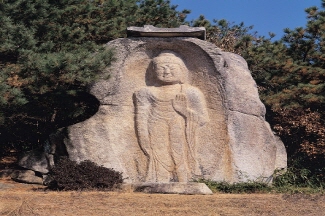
[170,0,322,40]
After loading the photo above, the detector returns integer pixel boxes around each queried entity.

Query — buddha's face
[154,63,182,84]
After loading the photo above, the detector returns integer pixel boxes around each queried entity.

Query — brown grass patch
[1,155,324,215]
[0,179,324,216]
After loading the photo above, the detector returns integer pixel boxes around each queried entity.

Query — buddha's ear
[178,65,189,84]
[151,62,157,71]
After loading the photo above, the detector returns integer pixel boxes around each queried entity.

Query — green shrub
[273,156,325,190]
[197,165,325,194]
[273,167,325,190]
[47,157,123,191]
[197,179,272,193]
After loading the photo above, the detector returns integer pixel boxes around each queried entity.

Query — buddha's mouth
[162,74,173,78]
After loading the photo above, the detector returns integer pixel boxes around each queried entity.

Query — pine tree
[240,1,325,173]
[191,2,325,177]
[134,0,190,27]
[0,0,189,154]
[192,15,256,55]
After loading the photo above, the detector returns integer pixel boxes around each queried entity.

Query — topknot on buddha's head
[152,51,186,68]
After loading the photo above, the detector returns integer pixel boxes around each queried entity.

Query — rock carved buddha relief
[134,51,209,182]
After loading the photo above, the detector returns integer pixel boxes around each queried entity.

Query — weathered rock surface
[62,36,287,184]
[128,183,213,195]
[18,149,50,174]
[17,129,69,176]
[0,169,15,178]
[11,170,43,185]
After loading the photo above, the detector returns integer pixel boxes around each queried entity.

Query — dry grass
[1,155,325,216]
[0,178,325,216]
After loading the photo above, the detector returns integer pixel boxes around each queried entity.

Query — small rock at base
[124,182,213,195]
[11,170,43,185]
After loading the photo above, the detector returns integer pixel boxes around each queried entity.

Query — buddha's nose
[164,67,171,74]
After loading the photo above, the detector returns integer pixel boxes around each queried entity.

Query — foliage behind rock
[0,0,189,156]
[192,2,325,185]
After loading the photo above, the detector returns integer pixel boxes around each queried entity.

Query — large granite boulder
[62,31,286,183]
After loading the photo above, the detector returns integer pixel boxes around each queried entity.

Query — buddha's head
[152,51,188,85]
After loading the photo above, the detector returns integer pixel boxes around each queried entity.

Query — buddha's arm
[134,89,151,157]
[189,88,209,126]
[173,86,209,126]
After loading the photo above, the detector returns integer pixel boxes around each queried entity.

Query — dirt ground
[1,156,325,216]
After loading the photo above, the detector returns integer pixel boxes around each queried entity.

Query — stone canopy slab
[127,25,206,40]
[62,34,287,184]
